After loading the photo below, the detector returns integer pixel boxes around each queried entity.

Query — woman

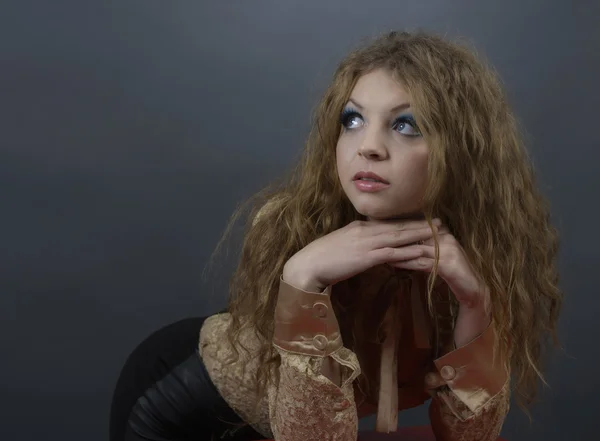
[110,31,562,441]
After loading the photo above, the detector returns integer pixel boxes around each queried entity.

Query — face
[336,68,429,221]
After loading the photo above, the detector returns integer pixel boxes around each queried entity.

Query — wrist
[454,305,491,347]
[282,259,326,293]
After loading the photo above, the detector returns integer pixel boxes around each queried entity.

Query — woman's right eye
[340,109,363,130]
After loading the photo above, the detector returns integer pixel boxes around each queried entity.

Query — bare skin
[282,218,440,293]
[283,69,491,384]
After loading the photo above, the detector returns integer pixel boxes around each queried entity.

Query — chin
[352,202,397,220]
[351,200,423,221]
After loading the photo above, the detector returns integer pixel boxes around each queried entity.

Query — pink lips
[353,171,389,184]
[352,171,390,192]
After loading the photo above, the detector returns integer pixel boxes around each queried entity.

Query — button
[313,301,328,318]
[440,365,456,381]
[312,334,329,351]
[333,399,351,411]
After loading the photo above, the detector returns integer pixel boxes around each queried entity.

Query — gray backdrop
[2,1,598,440]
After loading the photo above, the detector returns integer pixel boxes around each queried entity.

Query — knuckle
[391,230,404,240]
[375,247,395,261]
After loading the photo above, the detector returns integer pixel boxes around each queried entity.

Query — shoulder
[199,312,264,362]
[199,312,231,348]
[198,312,272,437]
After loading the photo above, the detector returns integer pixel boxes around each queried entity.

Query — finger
[369,245,424,266]
[367,217,442,234]
[420,227,452,246]
[416,245,436,258]
[436,225,451,235]
[389,257,435,272]
[372,226,438,250]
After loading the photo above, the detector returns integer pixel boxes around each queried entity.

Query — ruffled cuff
[428,322,508,419]
[273,277,342,357]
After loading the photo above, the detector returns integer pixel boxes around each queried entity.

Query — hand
[389,225,491,347]
[283,218,442,293]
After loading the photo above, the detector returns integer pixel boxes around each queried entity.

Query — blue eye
[339,108,422,137]
[393,115,421,137]
[340,108,363,130]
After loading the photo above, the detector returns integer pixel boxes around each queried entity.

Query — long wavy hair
[210,30,562,416]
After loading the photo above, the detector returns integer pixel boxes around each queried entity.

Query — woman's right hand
[282,218,441,292]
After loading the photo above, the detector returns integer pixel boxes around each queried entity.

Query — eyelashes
[339,107,422,137]
[393,115,421,137]
[339,108,361,126]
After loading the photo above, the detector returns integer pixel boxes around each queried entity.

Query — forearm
[454,304,491,347]
[270,277,361,440]
[427,321,510,440]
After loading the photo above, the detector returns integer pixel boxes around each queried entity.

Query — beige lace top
[198,266,510,440]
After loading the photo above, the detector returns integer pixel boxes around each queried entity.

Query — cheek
[415,151,429,175]
[335,140,351,175]
[337,134,360,156]
[409,146,429,173]
[399,149,429,190]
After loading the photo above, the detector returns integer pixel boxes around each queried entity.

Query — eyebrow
[347,98,411,114]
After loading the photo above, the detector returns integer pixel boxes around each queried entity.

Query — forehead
[349,69,411,110]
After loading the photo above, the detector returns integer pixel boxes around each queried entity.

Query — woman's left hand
[390,225,492,347]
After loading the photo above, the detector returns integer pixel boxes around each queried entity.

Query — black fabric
[109,317,265,441]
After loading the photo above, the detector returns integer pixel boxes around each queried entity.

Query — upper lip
[352,171,390,184]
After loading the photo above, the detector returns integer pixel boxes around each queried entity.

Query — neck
[366,212,425,222]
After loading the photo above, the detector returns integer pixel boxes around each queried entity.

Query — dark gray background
[2,1,598,440]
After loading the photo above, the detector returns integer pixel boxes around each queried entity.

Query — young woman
[110,31,562,441]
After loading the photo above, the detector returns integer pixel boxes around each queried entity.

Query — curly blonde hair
[209,30,562,416]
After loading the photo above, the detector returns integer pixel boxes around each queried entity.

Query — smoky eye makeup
[392,114,422,137]
[339,106,421,137]
[339,107,362,128]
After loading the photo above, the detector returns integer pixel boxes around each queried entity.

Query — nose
[358,129,388,160]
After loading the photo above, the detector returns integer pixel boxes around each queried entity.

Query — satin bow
[375,271,431,433]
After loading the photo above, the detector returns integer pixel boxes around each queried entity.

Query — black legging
[109,317,265,441]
